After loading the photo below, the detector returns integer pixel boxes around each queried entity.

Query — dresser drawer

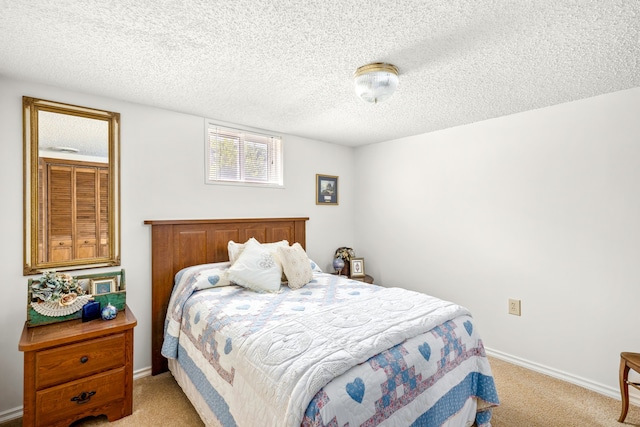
[36,333,125,389]
[36,367,125,426]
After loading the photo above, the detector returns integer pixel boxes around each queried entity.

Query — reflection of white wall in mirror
[38,111,109,159]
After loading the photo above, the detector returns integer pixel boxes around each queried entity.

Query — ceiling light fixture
[52,146,80,153]
[353,62,399,104]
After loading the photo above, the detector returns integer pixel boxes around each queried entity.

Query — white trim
[134,366,153,380]
[486,347,640,407]
[0,406,22,424]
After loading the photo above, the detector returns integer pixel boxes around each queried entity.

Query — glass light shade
[354,63,399,103]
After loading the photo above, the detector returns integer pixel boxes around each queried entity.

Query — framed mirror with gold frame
[23,97,120,275]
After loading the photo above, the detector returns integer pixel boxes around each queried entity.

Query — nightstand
[332,273,374,284]
[19,305,137,427]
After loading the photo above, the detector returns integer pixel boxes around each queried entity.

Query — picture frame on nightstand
[350,258,365,278]
[90,277,117,295]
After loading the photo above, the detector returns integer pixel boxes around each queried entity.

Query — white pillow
[277,243,313,290]
[228,238,289,265]
[194,266,232,290]
[227,238,282,293]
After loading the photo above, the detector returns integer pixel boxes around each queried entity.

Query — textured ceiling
[39,110,109,157]
[1,1,638,147]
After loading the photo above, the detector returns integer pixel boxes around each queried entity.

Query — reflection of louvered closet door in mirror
[45,161,73,262]
[99,168,109,258]
[24,97,120,275]
[75,165,99,259]
[39,158,109,263]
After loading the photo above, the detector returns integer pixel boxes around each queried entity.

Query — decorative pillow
[228,238,289,265]
[227,238,282,293]
[277,243,314,290]
[194,266,232,290]
[227,240,244,264]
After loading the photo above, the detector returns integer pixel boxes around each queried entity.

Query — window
[205,122,283,187]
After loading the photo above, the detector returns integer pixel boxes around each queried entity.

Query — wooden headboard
[144,217,308,375]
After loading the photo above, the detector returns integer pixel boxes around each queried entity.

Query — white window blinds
[206,123,283,187]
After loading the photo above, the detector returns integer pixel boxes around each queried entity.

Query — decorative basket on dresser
[19,305,137,427]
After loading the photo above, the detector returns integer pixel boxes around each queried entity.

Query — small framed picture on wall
[350,258,365,278]
[316,174,338,205]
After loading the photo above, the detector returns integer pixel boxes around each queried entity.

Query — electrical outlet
[508,299,521,316]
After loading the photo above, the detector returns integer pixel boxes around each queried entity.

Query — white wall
[0,76,356,417]
[354,87,640,399]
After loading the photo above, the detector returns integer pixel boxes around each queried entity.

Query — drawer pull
[80,356,89,364]
[71,391,96,405]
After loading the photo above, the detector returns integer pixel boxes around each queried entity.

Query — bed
[145,218,499,426]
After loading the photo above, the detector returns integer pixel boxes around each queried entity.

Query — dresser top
[19,305,136,352]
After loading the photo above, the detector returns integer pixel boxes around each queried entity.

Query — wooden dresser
[19,305,136,427]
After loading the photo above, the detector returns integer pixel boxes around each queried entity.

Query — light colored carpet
[2,357,638,426]
[488,357,639,427]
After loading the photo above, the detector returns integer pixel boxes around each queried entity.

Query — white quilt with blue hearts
[162,268,498,427]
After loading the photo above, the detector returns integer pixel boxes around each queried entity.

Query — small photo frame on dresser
[350,258,365,278]
[90,278,117,295]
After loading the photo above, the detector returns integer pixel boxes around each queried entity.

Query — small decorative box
[27,269,126,327]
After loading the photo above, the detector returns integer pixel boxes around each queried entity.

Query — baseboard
[0,366,153,424]
[134,366,152,380]
[486,347,640,407]
[0,406,22,424]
